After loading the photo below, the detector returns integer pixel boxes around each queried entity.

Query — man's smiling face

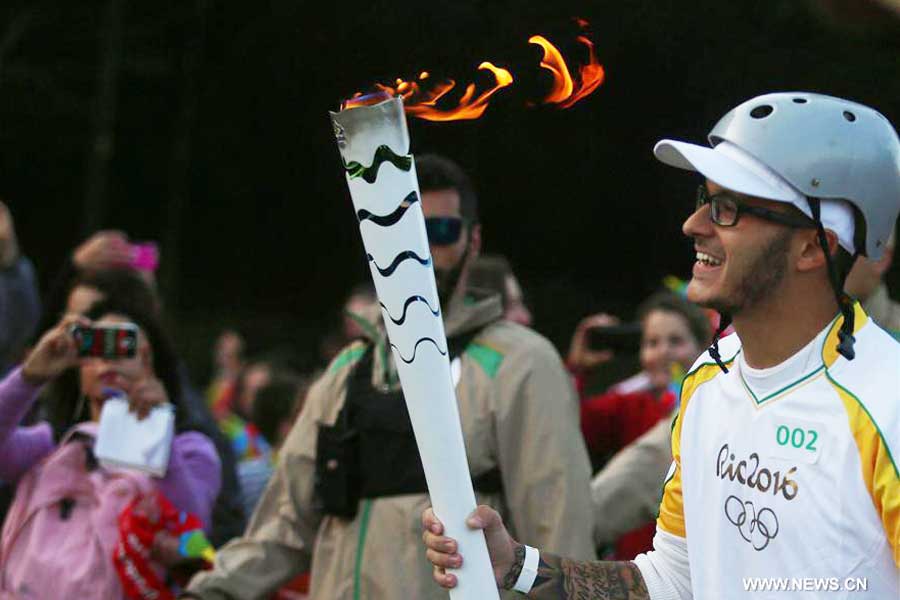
[682,180,798,315]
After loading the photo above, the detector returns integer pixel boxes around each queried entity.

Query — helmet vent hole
[792,98,807,104]
[750,105,774,119]
[843,111,857,122]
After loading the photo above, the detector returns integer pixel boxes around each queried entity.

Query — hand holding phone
[71,323,138,359]
[21,315,89,385]
[568,313,622,371]
[586,322,642,352]
[129,242,159,272]
[72,231,132,271]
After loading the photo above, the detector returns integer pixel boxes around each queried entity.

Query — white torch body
[330,97,500,600]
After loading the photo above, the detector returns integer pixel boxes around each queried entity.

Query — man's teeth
[696,251,723,266]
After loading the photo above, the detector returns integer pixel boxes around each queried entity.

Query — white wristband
[512,545,540,594]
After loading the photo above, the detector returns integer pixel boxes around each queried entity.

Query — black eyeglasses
[424,217,464,246]
[696,185,817,228]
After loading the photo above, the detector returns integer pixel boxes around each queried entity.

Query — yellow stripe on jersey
[822,301,869,368]
[829,372,900,567]
[657,359,734,538]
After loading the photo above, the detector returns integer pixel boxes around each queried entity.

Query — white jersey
[636,303,900,599]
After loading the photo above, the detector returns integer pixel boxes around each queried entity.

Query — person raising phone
[567,292,710,559]
[0,299,220,599]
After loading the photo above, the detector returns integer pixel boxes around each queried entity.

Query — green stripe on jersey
[329,346,367,374]
[466,343,505,379]
[739,364,825,406]
[353,499,374,600]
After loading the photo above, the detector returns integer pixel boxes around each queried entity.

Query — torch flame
[344,20,603,119]
[528,35,575,104]
[559,36,605,108]
[529,32,605,108]
[372,62,514,122]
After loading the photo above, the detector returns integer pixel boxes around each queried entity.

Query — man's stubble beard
[707,229,793,316]
[435,241,471,309]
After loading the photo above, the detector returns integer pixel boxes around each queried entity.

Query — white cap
[654,139,856,254]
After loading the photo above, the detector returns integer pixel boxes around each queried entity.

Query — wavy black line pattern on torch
[381,295,441,325]
[357,191,420,226]
[367,251,431,277]
[390,337,448,364]
[343,145,412,183]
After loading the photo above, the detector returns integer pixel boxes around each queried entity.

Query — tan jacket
[591,413,674,546]
[188,292,595,600]
[863,283,900,334]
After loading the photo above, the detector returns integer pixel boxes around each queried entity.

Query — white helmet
[656,92,900,259]
[654,92,900,364]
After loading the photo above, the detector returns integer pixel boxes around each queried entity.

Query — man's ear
[796,228,839,273]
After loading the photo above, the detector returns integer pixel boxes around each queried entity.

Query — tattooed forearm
[526,552,649,600]
[500,543,526,590]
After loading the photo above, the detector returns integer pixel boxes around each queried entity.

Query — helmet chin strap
[809,199,856,361]
[707,198,857,372]
[709,312,732,373]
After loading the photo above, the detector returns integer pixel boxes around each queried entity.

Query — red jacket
[577,373,676,560]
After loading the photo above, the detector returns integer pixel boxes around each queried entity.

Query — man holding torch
[185,154,595,599]
[423,92,900,598]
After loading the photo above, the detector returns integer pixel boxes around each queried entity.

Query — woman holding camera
[0,299,220,598]
[567,291,711,560]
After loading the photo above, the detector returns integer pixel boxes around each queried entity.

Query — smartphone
[129,242,159,272]
[587,322,642,352]
[71,323,139,359]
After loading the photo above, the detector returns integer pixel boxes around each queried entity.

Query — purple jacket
[0,367,222,530]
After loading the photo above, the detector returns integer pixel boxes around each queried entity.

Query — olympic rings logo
[724,495,779,551]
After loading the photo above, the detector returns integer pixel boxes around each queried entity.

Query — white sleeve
[632,529,693,600]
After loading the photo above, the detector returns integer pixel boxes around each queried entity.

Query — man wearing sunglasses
[186,154,595,600]
[422,93,900,599]
[417,156,480,309]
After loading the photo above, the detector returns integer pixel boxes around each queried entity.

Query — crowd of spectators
[0,153,896,598]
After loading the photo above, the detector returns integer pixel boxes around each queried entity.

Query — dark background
[1,0,898,379]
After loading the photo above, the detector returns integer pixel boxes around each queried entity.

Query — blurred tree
[161,0,209,300]
[0,7,33,83]
[0,0,897,374]
[83,0,125,235]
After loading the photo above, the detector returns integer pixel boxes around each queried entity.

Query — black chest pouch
[314,333,502,520]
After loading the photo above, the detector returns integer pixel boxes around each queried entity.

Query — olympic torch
[330,94,499,600]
